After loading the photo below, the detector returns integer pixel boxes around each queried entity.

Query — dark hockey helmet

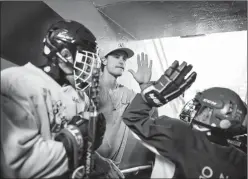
[179,87,247,134]
[43,20,101,91]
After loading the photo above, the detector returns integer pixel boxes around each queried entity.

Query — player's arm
[127,87,159,119]
[1,73,75,178]
[122,94,192,160]
[122,61,197,161]
[1,94,69,178]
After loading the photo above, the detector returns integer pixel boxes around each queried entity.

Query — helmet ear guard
[43,30,57,55]
[43,29,73,64]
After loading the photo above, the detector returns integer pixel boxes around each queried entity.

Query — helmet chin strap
[64,71,74,76]
[192,120,230,145]
[192,119,217,130]
[56,52,74,75]
[192,119,239,140]
[41,53,73,86]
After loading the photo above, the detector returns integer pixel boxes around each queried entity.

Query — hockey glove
[54,113,106,171]
[141,60,197,107]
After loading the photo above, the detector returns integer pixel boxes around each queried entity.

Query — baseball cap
[98,41,134,59]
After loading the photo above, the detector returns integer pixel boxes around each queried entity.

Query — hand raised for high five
[128,52,153,85]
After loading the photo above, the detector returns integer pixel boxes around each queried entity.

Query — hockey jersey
[122,94,247,179]
[1,63,89,178]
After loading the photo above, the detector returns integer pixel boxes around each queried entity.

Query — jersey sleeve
[124,87,158,118]
[1,70,69,178]
[122,93,194,162]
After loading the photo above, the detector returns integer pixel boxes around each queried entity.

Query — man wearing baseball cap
[98,42,134,75]
[97,41,157,174]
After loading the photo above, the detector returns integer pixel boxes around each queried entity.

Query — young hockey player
[122,60,247,179]
[1,20,123,179]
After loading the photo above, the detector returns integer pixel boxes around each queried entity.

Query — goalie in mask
[122,60,247,179]
[1,20,124,179]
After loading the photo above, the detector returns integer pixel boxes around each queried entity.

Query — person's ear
[102,57,107,65]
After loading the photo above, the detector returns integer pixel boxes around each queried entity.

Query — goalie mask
[179,87,247,133]
[43,20,101,91]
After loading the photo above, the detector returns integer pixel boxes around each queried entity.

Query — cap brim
[106,47,134,59]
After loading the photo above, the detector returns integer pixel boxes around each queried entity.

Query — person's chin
[112,69,124,77]
[113,73,122,78]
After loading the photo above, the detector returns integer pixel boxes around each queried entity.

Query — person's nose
[119,57,125,65]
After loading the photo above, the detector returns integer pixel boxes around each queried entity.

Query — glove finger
[170,60,179,70]
[169,61,188,84]
[181,72,197,91]
[161,67,196,97]
[180,64,193,78]
[175,64,193,85]
[154,74,173,92]
[164,60,179,76]
[165,72,197,102]
[177,61,188,71]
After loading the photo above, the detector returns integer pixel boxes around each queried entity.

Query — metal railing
[121,165,152,175]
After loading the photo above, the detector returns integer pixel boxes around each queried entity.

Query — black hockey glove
[54,113,106,171]
[141,60,197,107]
